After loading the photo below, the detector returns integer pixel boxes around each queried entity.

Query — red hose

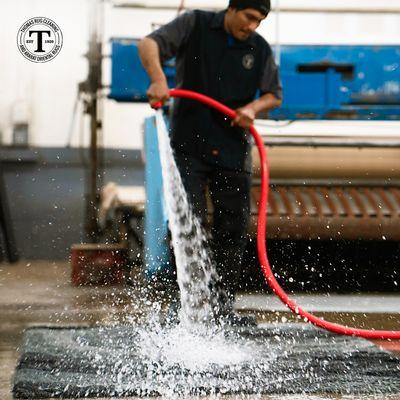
[158,88,400,340]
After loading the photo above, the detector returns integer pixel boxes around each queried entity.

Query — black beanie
[228,0,271,16]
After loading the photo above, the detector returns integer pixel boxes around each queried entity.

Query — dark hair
[228,0,271,16]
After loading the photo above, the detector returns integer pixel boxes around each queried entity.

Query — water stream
[156,110,224,327]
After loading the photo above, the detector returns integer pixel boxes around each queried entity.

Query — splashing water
[131,111,261,393]
[156,110,225,327]
[138,320,254,370]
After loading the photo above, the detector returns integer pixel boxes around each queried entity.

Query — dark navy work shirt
[148,10,282,172]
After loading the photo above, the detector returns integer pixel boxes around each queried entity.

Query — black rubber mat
[13,323,400,398]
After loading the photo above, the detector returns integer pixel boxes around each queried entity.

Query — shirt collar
[211,10,226,30]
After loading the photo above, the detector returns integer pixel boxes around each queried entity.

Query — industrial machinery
[109,40,400,280]
[110,40,400,119]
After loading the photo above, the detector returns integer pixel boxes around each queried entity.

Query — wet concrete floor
[1,261,400,399]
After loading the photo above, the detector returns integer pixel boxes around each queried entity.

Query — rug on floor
[12,323,400,398]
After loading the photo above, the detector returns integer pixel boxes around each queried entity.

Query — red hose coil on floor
[158,88,400,340]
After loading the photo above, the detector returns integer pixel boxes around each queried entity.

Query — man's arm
[138,11,195,106]
[138,37,170,106]
[232,93,282,129]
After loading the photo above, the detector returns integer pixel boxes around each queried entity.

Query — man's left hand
[231,106,256,129]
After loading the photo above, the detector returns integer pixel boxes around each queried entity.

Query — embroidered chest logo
[242,54,255,70]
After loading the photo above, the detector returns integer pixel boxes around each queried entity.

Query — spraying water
[155,110,226,327]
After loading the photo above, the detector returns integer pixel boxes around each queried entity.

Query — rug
[13,323,400,398]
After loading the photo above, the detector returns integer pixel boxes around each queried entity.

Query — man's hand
[147,80,170,107]
[231,106,256,129]
[231,94,282,129]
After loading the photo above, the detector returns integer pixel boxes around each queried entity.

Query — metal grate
[250,186,400,240]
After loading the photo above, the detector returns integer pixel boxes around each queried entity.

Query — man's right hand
[147,80,170,107]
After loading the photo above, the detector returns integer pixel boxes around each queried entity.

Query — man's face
[225,8,266,41]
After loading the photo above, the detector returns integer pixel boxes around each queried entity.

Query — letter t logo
[28,30,51,52]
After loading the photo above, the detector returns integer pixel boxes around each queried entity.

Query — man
[139,0,282,325]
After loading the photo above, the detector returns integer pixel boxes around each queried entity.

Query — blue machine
[143,116,171,277]
[110,38,400,277]
[270,45,400,120]
[110,38,176,102]
[110,39,400,120]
